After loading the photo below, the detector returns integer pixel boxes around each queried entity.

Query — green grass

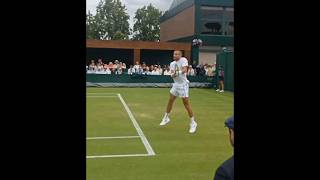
[86,88,234,180]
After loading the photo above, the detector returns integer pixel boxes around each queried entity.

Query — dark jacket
[214,156,234,180]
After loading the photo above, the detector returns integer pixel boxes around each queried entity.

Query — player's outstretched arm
[181,66,188,74]
[170,69,176,78]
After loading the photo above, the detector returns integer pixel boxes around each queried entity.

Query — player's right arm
[169,62,177,78]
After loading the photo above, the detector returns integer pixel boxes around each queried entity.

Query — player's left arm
[180,66,188,74]
[179,58,189,74]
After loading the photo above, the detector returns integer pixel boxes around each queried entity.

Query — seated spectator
[163,67,171,76]
[187,65,195,76]
[105,67,111,74]
[97,59,104,66]
[141,62,147,74]
[89,60,96,71]
[151,67,160,75]
[133,61,141,74]
[122,62,126,70]
[107,62,115,70]
[207,65,214,77]
[127,65,135,75]
[95,69,106,74]
[204,64,209,76]
[150,65,154,72]
[158,65,163,75]
[144,66,151,75]
[96,62,104,72]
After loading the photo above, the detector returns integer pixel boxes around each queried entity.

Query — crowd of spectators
[86,59,216,77]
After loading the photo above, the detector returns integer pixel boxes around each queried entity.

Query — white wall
[199,51,216,65]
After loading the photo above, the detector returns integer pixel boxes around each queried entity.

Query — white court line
[87,93,118,95]
[117,93,156,156]
[86,96,117,98]
[86,136,140,140]
[86,153,151,159]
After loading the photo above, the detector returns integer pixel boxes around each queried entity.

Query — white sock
[164,112,170,119]
[190,117,196,124]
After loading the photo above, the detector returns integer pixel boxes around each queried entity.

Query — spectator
[216,65,225,92]
[195,64,199,75]
[163,67,171,75]
[127,65,135,75]
[145,66,151,75]
[158,65,163,75]
[187,65,195,76]
[96,61,104,72]
[105,67,111,74]
[97,59,104,66]
[207,65,214,77]
[133,61,141,74]
[89,60,96,71]
[114,60,122,75]
[200,64,206,76]
[151,67,160,75]
[213,116,234,180]
[141,62,146,68]
[204,64,209,76]
[107,62,114,71]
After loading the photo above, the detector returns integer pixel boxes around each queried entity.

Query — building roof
[169,0,190,10]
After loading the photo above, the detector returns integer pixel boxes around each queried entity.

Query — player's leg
[160,92,177,126]
[181,83,197,133]
[220,80,225,92]
[166,93,177,114]
[182,97,197,133]
[182,97,194,118]
[216,79,221,91]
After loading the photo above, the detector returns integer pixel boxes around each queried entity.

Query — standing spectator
[213,116,234,180]
[216,65,225,92]
[127,65,135,75]
[114,60,122,75]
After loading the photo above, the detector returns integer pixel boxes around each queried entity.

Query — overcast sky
[87,0,173,29]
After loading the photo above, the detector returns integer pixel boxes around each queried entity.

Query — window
[200,6,234,36]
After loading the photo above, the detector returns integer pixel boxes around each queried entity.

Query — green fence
[86,74,216,87]
[216,51,234,91]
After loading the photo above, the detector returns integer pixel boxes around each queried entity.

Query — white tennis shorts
[170,83,189,98]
